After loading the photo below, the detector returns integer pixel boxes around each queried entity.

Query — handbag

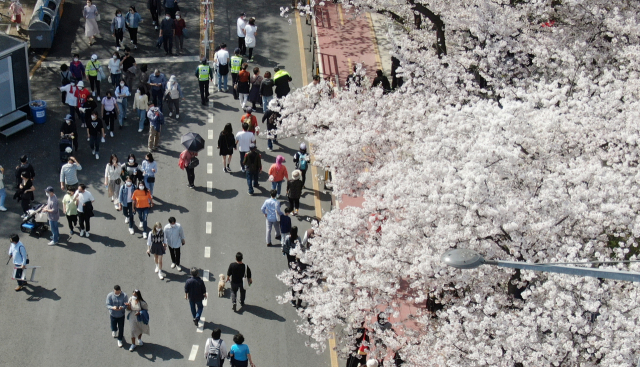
[187,157,200,168]
[242,264,249,290]
[96,13,101,21]
[115,178,122,185]
[35,211,48,223]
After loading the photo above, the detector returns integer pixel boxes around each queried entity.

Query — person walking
[42,187,60,246]
[132,181,153,239]
[262,108,279,151]
[282,226,301,269]
[133,87,149,132]
[126,289,149,351]
[235,123,255,173]
[164,0,178,18]
[15,154,35,187]
[260,71,274,113]
[59,64,74,105]
[111,10,126,51]
[147,0,162,29]
[148,69,167,111]
[204,329,228,367]
[229,48,242,99]
[159,13,175,56]
[178,149,198,188]
[74,81,91,127]
[8,0,25,31]
[80,95,98,134]
[240,106,258,134]
[8,234,28,291]
[248,67,262,110]
[62,189,78,236]
[261,189,284,246]
[147,222,166,279]
[87,111,106,159]
[69,54,86,86]
[229,334,256,367]
[243,18,257,62]
[15,172,34,217]
[268,155,288,198]
[120,47,137,88]
[279,207,292,244]
[119,176,136,234]
[174,12,186,54]
[121,153,142,186]
[217,123,236,173]
[164,217,185,270]
[286,170,303,214]
[125,6,142,49]
[83,0,100,45]
[105,154,121,209]
[74,184,95,238]
[101,91,119,137]
[60,114,79,152]
[215,44,230,92]
[185,267,207,325]
[106,285,128,348]
[165,75,185,117]
[0,165,6,212]
[237,63,251,109]
[226,252,252,311]
[147,102,164,152]
[292,143,310,188]
[60,80,80,124]
[85,54,103,101]
[115,81,131,128]
[236,13,247,55]
[195,59,213,105]
[59,156,81,191]
[273,67,292,98]
[142,153,157,195]
[243,143,261,195]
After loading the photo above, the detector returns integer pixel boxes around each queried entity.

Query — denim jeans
[218,72,228,91]
[239,151,248,170]
[266,219,281,244]
[0,188,6,207]
[246,171,259,194]
[262,95,273,113]
[117,98,128,126]
[144,177,155,195]
[49,220,59,242]
[271,180,283,196]
[136,207,149,233]
[151,89,163,112]
[123,202,134,229]
[110,315,125,341]
[189,299,204,320]
[138,109,146,130]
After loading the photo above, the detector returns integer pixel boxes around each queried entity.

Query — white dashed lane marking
[207,163,213,174]
[207,146,213,156]
[208,130,213,139]
[205,247,211,258]
[206,222,211,234]
[207,201,212,212]
[203,270,210,281]
[188,345,199,360]
[207,181,213,192]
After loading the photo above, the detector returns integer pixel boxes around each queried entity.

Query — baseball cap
[91,54,98,61]
[65,114,73,121]
[46,186,55,193]
[77,81,84,87]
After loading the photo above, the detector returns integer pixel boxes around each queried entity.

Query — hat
[234,48,241,54]
[64,114,73,121]
[244,106,253,112]
[20,155,27,162]
[300,143,307,151]
[249,143,257,150]
[175,11,181,16]
[292,170,301,180]
[77,81,84,87]
[91,54,98,61]
[169,75,176,82]
[45,186,55,193]
[366,360,379,367]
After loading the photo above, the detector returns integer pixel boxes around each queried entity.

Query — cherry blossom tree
[276,1,640,366]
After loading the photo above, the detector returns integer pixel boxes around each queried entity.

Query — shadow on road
[135,342,184,362]
[237,304,286,322]
[203,321,240,335]
[58,239,97,255]
[24,285,62,301]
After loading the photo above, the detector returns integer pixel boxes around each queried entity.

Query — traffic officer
[274,67,293,98]
[195,58,213,105]
[230,48,243,100]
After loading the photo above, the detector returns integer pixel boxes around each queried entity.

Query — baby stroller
[20,203,49,238]
[60,135,73,167]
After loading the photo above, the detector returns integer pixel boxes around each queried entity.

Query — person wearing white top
[104,154,121,208]
[203,329,228,365]
[108,52,122,88]
[235,123,256,172]
[236,13,247,55]
[214,44,230,92]
[243,18,257,62]
[74,184,95,237]
[115,81,131,128]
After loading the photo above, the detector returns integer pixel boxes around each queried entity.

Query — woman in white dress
[244,18,258,62]
[83,0,100,45]
[126,289,149,351]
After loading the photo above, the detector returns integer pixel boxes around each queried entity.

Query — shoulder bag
[242,264,249,289]
[187,157,200,168]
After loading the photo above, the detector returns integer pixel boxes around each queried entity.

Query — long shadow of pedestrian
[155,147,181,159]
[193,186,239,199]
[92,210,116,220]
[136,342,184,362]
[203,321,240,335]
[85,233,126,247]
[58,238,97,254]
[213,101,242,112]
[163,270,190,283]
[237,304,286,322]
[151,197,190,214]
[23,285,62,301]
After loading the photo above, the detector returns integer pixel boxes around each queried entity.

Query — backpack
[299,154,308,170]
[206,339,222,367]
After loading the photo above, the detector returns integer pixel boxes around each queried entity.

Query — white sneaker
[87,137,90,141]
[125,217,129,224]
[0,206,7,211]
[97,96,101,101]
[138,129,143,132]
[170,263,175,268]
[138,222,143,229]
[137,339,144,346]
[129,228,134,235]
[114,204,119,210]
[176,114,179,118]
[169,112,172,117]
[79,230,85,236]
[85,231,90,238]
[117,340,123,347]
[175,265,181,271]
[130,40,134,44]
[116,47,120,51]
[92,149,95,155]
[129,344,136,352]
[143,232,147,239]
[158,272,164,280]
[155,265,159,273]
[112,331,117,338]
[110,131,114,137]
[47,241,57,246]
[95,153,99,160]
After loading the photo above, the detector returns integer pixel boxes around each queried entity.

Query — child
[279,207,292,243]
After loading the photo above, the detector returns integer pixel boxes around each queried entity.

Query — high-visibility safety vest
[274,69,291,81]
[198,65,210,81]
[230,56,243,74]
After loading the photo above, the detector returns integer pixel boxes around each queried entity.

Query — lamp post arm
[489,260,640,283]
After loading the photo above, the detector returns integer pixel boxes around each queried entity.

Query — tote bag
[242,264,249,289]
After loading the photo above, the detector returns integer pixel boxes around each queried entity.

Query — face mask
[91,116,97,120]
[117,14,122,17]
[74,58,78,62]
[129,159,134,163]
[78,86,83,90]
[176,16,180,19]
[165,16,170,20]
[136,90,140,94]
[66,120,71,124]
[113,56,117,59]
[125,52,130,56]
[120,82,125,87]
[170,224,175,228]
[126,181,132,187]
[138,185,144,190]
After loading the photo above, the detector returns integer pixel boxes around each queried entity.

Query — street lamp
[441,248,640,283]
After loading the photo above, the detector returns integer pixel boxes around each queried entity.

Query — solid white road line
[207,163,213,174]
[203,270,210,281]
[205,247,211,258]
[206,222,212,234]
[188,344,199,360]
[208,130,214,139]
[207,201,212,212]
[197,317,205,332]
[207,146,213,156]
[207,181,213,192]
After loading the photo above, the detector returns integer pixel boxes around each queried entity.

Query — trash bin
[29,100,47,124]
[28,0,60,49]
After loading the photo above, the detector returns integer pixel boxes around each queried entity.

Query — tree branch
[407,0,447,56]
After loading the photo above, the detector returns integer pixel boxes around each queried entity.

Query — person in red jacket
[74,81,92,128]
[179,150,198,189]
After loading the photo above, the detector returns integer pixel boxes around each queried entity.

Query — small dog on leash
[218,274,226,297]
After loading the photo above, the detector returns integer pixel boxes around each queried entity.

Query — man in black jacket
[226,252,252,311]
[371,69,391,94]
[185,267,207,325]
[243,143,262,195]
[14,155,35,187]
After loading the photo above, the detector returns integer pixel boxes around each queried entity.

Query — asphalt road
[0,0,331,365]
